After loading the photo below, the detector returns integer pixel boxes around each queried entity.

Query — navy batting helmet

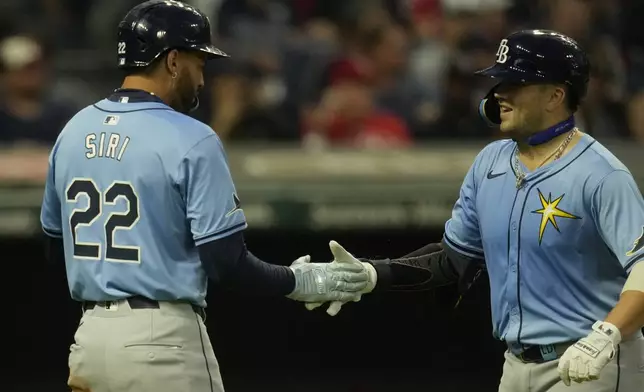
[475,30,590,126]
[117,0,228,70]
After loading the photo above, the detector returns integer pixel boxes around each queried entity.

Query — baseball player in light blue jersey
[39,2,374,392]
[308,31,644,391]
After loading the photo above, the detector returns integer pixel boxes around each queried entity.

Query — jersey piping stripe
[443,233,484,259]
[42,226,63,238]
[624,254,644,272]
[194,222,247,244]
[92,104,174,114]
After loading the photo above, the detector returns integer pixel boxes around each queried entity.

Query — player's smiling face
[493,82,566,135]
[493,83,547,134]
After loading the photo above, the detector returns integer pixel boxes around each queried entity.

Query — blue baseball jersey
[40,92,247,307]
[444,133,644,348]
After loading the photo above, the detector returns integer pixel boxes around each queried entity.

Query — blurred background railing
[3,1,644,391]
[3,140,644,237]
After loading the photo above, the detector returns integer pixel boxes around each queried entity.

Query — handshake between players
[43,3,643,392]
[286,241,377,315]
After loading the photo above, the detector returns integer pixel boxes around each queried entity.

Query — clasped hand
[287,241,375,314]
[295,241,377,316]
[287,241,373,306]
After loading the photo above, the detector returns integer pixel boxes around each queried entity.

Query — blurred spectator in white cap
[0,34,76,146]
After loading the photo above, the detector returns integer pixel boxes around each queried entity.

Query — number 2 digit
[66,179,101,259]
[66,178,140,263]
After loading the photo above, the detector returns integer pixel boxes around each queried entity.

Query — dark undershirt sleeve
[198,231,296,296]
[45,235,65,265]
[365,239,485,293]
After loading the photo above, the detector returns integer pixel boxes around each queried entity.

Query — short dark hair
[121,53,165,77]
[565,85,582,112]
[120,48,194,77]
[542,84,580,113]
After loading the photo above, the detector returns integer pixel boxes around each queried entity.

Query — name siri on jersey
[85,132,131,160]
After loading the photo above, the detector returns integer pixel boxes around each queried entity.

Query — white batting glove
[304,241,377,316]
[557,321,621,386]
[286,253,370,304]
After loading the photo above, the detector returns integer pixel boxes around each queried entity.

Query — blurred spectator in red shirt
[302,58,411,149]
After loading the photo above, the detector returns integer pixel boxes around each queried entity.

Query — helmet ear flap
[479,85,501,126]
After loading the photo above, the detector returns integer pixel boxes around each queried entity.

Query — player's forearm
[604,291,644,338]
[604,262,644,338]
[198,232,295,296]
[367,251,455,292]
[363,239,482,292]
[229,250,296,295]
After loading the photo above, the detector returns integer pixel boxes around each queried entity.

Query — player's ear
[545,84,566,113]
[165,49,180,76]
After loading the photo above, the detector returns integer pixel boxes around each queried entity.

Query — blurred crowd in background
[0,0,643,149]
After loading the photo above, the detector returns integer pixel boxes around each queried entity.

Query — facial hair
[173,72,200,114]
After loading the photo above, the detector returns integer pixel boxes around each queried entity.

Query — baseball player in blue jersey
[308,30,644,391]
[39,2,374,392]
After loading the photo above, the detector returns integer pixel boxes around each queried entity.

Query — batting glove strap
[591,321,622,346]
[571,321,621,359]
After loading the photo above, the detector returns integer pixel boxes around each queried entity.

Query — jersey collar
[108,88,166,105]
[510,133,596,186]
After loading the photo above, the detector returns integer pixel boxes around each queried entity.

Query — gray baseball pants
[498,332,644,392]
[67,299,224,392]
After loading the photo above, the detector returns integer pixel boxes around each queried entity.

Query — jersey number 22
[66,178,140,263]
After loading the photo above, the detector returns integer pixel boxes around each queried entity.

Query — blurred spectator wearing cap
[205,61,297,142]
[302,58,411,149]
[0,34,76,146]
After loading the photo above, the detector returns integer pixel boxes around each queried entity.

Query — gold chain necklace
[513,128,577,189]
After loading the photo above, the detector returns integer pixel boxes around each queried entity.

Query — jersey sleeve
[40,145,63,238]
[180,134,247,246]
[443,156,484,260]
[592,169,644,273]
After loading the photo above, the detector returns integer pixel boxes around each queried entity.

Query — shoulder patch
[626,226,644,257]
[225,193,242,217]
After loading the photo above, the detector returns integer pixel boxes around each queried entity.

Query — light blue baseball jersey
[40,92,247,307]
[443,133,644,348]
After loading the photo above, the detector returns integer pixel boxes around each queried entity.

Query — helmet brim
[193,44,229,59]
[474,63,547,84]
[474,64,507,78]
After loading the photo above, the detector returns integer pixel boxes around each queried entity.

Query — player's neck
[517,132,570,158]
[120,76,171,106]
[516,115,581,167]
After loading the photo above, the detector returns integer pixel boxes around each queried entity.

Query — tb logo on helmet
[496,39,509,64]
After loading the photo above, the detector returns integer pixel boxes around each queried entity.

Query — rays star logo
[531,189,581,244]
